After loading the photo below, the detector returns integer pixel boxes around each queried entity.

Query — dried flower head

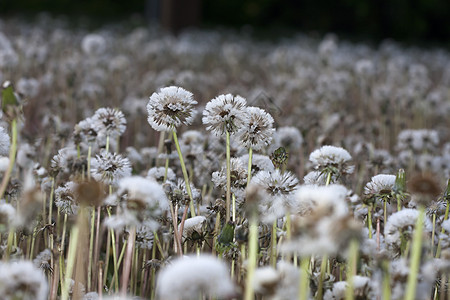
[309,145,354,179]
[90,151,132,186]
[384,208,432,256]
[147,86,197,132]
[250,169,298,223]
[0,261,48,300]
[157,255,235,300]
[237,106,274,150]
[364,174,396,196]
[202,93,247,135]
[55,181,79,215]
[93,107,127,139]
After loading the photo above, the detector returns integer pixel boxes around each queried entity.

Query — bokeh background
[1,0,450,43]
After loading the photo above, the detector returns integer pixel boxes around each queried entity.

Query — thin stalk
[212,212,220,255]
[317,255,328,300]
[345,239,359,300]
[431,213,436,256]
[271,220,277,267]
[384,200,387,228]
[225,130,231,222]
[246,147,253,187]
[404,206,425,300]
[61,225,80,300]
[382,260,391,300]
[121,226,136,297]
[107,207,120,292]
[140,250,147,296]
[367,204,373,239]
[87,145,92,179]
[172,130,196,217]
[298,257,310,300]
[325,171,332,186]
[0,118,17,199]
[87,207,95,291]
[244,213,258,300]
[435,199,450,258]
[106,135,110,153]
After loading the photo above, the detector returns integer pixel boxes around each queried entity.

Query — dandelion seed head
[237,106,274,151]
[90,151,131,185]
[93,107,127,139]
[364,174,396,196]
[384,209,432,255]
[309,145,352,167]
[147,86,197,132]
[202,93,247,136]
[147,166,176,183]
[0,260,48,300]
[55,181,79,215]
[157,255,235,300]
[81,34,106,56]
[271,126,303,152]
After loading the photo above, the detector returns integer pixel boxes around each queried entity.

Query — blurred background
[1,0,450,43]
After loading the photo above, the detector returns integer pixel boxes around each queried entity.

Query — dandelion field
[1,16,450,300]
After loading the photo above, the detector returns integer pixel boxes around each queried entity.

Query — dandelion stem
[404,205,425,300]
[345,239,359,300]
[121,226,136,297]
[61,224,80,300]
[382,260,391,300]
[87,207,95,291]
[0,118,17,200]
[246,147,253,187]
[271,220,277,267]
[244,212,258,300]
[172,130,196,217]
[317,254,328,300]
[367,204,373,239]
[298,257,310,300]
[226,130,232,222]
[435,198,450,258]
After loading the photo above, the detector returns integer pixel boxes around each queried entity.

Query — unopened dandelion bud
[393,169,406,195]
[270,147,288,169]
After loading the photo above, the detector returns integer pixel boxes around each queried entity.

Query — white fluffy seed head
[157,255,235,300]
[147,86,197,132]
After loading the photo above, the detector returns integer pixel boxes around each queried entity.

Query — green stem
[172,130,196,217]
[298,257,310,300]
[107,207,120,292]
[431,213,436,256]
[384,200,387,228]
[87,208,95,291]
[87,145,92,179]
[61,225,80,300]
[0,118,17,199]
[404,206,425,300]
[382,260,391,300]
[244,213,258,300]
[345,239,359,300]
[317,255,328,300]
[325,171,332,186]
[246,147,253,187]
[226,130,232,222]
[106,135,110,153]
[435,199,450,258]
[367,204,373,239]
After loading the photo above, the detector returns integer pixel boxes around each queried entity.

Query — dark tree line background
[1,0,450,43]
